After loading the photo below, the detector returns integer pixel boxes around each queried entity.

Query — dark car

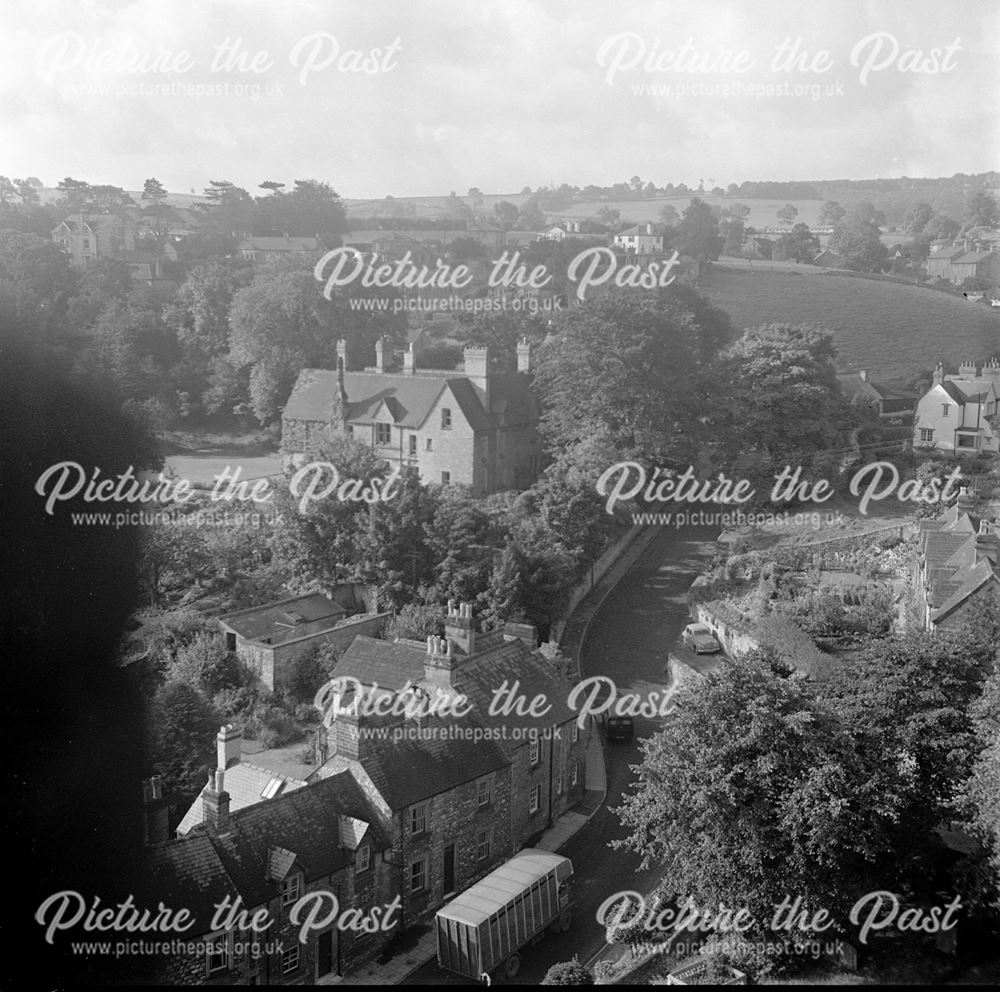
[603,714,634,743]
[681,622,722,655]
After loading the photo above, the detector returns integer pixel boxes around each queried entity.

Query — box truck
[435,849,574,980]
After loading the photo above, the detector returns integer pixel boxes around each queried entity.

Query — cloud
[0,0,996,196]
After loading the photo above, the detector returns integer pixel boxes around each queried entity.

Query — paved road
[407,525,719,985]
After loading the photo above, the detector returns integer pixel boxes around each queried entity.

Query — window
[572,724,579,743]
[529,736,540,766]
[441,408,452,429]
[556,769,564,795]
[957,434,978,448]
[409,800,428,835]
[941,403,950,416]
[206,934,230,974]
[441,471,451,485]
[425,438,433,451]
[477,776,492,807]
[919,428,934,443]
[225,632,236,651]
[281,945,300,974]
[529,784,541,815]
[476,828,492,861]
[375,423,391,445]
[356,844,371,873]
[409,435,417,456]
[571,762,580,787]
[281,873,302,906]
[410,856,427,893]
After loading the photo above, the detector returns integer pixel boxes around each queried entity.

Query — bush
[542,958,595,985]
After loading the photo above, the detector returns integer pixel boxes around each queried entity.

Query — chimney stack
[375,338,386,373]
[403,342,416,375]
[932,362,944,386]
[217,724,241,770]
[463,346,492,409]
[142,776,169,846]
[444,600,476,656]
[858,369,868,382]
[336,338,348,370]
[203,769,231,832]
[959,361,978,377]
[424,632,460,686]
[517,337,531,374]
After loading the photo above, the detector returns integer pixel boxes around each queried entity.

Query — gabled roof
[333,635,427,691]
[176,761,309,835]
[952,250,995,264]
[218,593,347,643]
[617,225,660,237]
[237,236,319,251]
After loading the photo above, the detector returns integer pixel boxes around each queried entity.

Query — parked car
[604,714,634,743]
[681,622,722,654]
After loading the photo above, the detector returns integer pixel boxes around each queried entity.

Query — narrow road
[407,525,718,985]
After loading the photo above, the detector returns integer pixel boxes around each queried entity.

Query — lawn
[699,264,1000,379]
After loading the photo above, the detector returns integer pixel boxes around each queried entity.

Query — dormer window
[281,873,302,906]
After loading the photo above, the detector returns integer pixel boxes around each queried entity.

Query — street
[407,525,719,984]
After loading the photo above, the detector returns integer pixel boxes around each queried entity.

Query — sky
[2,0,998,199]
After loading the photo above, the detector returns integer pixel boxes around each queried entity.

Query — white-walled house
[913,360,1000,454]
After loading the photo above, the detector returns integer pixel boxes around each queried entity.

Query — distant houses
[237,235,320,261]
[913,361,1000,454]
[612,222,664,254]
[926,240,1000,287]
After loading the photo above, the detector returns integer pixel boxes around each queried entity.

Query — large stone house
[146,768,395,984]
[51,212,137,268]
[282,341,541,494]
[914,490,1000,631]
[913,361,1000,454]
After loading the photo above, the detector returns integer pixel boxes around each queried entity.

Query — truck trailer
[434,849,574,980]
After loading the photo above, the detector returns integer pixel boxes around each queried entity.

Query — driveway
[406,525,719,984]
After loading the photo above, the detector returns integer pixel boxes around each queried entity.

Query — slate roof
[176,762,308,835]
[150,771,387,932]
[284,368,537,433]
[142,833,241,933]
[218,593,347,643]
[357,718,510,810]
[333,635,427,691]
[952,251,995,264]
[238,236,319,252]
[919,512,1000,621]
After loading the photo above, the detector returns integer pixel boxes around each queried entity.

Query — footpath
[338,526,659,985]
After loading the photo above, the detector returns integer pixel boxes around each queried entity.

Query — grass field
[699,264,1000,378]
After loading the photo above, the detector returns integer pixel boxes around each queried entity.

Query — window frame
[281,944,300,975]
[441,407,452,430]
[529,783,541,815]
[356,843,371,873]
[205,932,232,975]
[280,872,302,907]
[529,736,540,766]
[409,800,429,836]
[476,775,492,807]
[410,855,428,893]
[919,428,934,443]
[476,828,492,861]
[375,422,392,445]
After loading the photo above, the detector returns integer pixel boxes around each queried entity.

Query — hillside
[699,263,1000,379]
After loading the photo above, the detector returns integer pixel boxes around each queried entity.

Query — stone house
[613,222,664,254]
[145,767,394,985]
[237,236,320,261]
[217,592,390,692]
[282,341,541,494]
[914,361,1000,454]
[914,491,1000,631]
[318,601,595,922]
[51,212,137,268]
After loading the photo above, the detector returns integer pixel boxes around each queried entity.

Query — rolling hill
[699,263,1000,378]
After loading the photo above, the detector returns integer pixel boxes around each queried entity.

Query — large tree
[673,197,723,261]
[709,323,853,467]
[830,220,888,272]
[614,657,908,973]
[533,290,725,465]
[228,256,402,422]
[773,223,821,263]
